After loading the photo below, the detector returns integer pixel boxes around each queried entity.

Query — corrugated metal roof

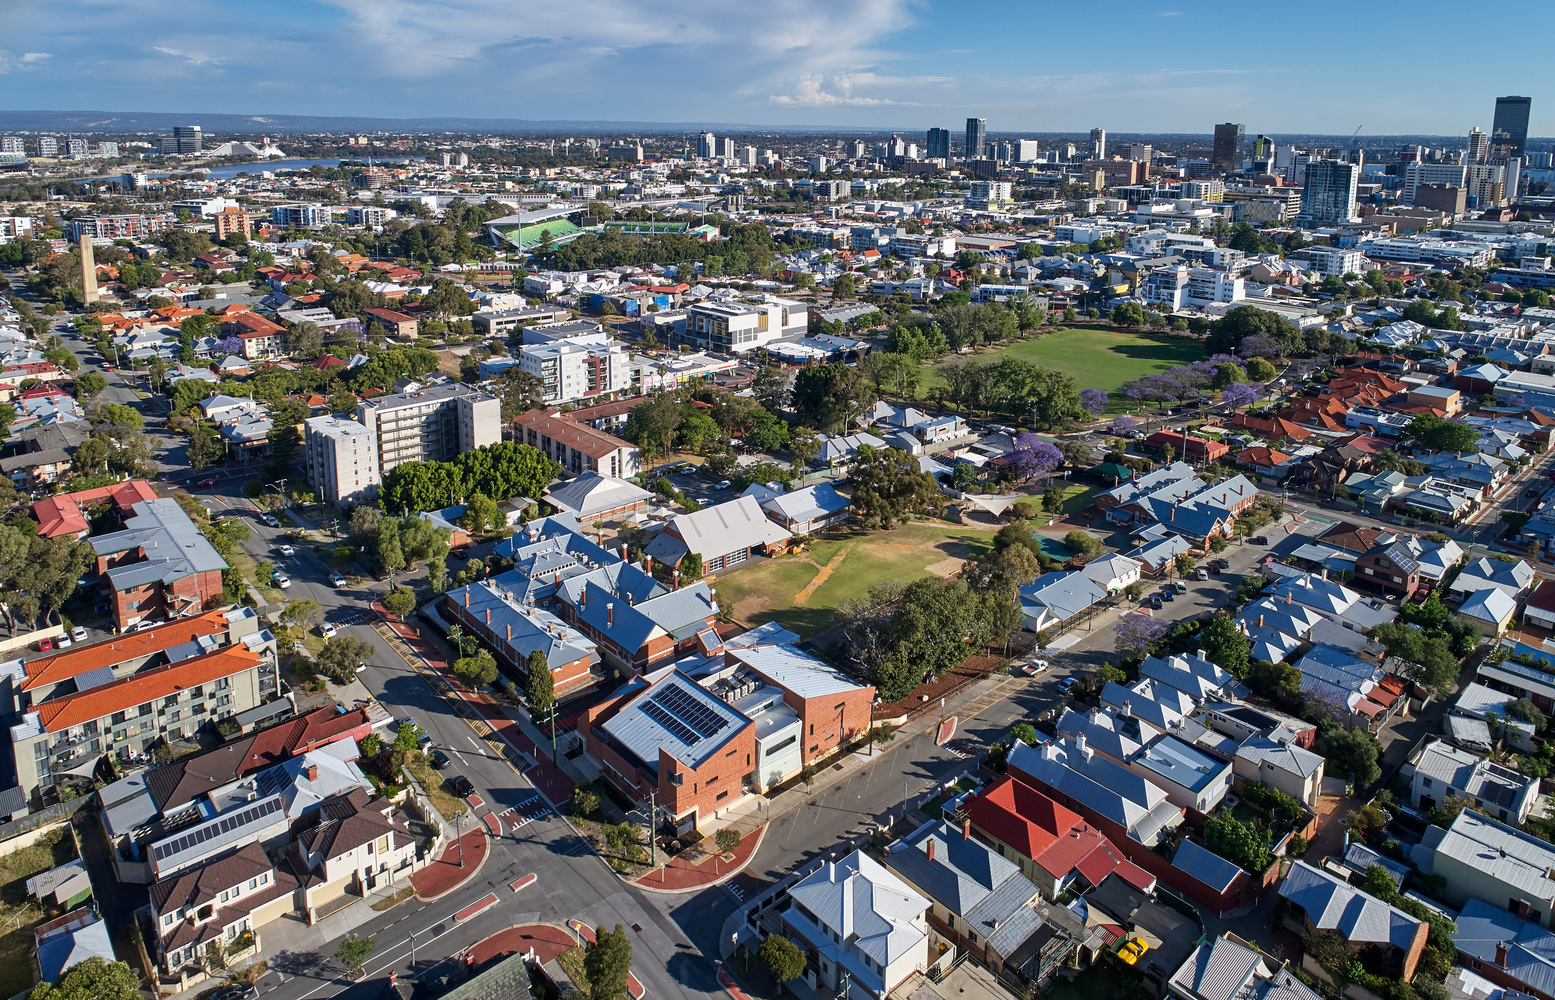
[1277,861,1423,949]
[727,644,868,700]
[599,671,747,770]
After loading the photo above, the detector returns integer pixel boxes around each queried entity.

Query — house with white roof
[759,483,852,534]
[1408,737,1539,825]
[1167,933,1321,1000]
[1018,571,1108,632]
[1460,587,1520,637]
[543,471,653,522]
[1234,736,1324,808]
[1451,557,1536,603]
[645,494,793,574]
[1429,809,1555,929]
[1267,574,1397,632]
[1007,739,1184,848]
[781,850,933,1000]
[1139,652,1242,704]
[1082,554,1142,594]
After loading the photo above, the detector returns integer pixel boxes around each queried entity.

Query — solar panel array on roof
[152,796,281,861]
[642,701,698,745]
[651,684,729,742]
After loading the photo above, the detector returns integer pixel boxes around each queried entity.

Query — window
[1422,777,1433,788]
[716,790,729,801]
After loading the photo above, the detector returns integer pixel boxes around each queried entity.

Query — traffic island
[470,923,577,966]
[632,825,765,893]
[410,827,489,901]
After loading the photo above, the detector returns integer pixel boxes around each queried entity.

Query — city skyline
[0,0,1551,134]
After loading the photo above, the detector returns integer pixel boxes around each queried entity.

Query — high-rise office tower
[964,117,986,159]
[1492,96,1532,158]
[1089,128,1106,160]
[1254,134,1273,157]
[173,125,202,154]
[1212,123,1244,171]
[926,128,951,160]
[718,137,735,159]
[850,140,866,159]
[1468,127,1489,164]
[695,132,716,159]
[1300,160,1358,224]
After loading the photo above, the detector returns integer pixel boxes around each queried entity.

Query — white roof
[788,851,928,968]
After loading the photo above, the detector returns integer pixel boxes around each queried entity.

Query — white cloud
[1155,10,1183,16]
[0,50,50,74]
[153,46,222,66]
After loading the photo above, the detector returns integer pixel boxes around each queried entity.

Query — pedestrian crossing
[497,794,553,831]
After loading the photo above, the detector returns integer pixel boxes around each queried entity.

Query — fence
[0,796,90,858]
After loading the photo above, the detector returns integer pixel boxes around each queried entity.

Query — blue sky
[1,0,1550,135]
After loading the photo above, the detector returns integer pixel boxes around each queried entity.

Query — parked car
[429,749,452,770]
[272,572,291,589]
[1161,590,1174,602]
[1251,536,1269,545]
[133,620,165,631]
[418,732,434,752]
[329,571,347,586]
[448,775,475,797]
[35,637,52,651]
[1119,938,1150,966]
[1194,568,1210,580]
[69,626,88,643]
[715,480,732,490]
[54,633,71,647]
[1057,677,1079,695]
[1020,659,1050,676]
[1173,581,1189,593]
[278,544,295,558]
[196,477,218,487]
[320,622,338,638]
[259,513,279,528]
[1150,597,1163,610]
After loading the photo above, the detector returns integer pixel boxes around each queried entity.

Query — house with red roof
[33,480,159,538]
[960,774,1156,900]
[1144,431,1229,464]
[1233,446,1293,480]
[223,311,285,360]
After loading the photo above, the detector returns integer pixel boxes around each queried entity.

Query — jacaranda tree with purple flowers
[216,337,244,356]
[1222,382,1260,409]
[1114,612,1169,655]
[1111,415,1139,435]
[1079,388,1109,418]
[1008,432,1062,484]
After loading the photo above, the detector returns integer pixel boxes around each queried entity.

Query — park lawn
[923,325,1206,411]
[713,523,999,638]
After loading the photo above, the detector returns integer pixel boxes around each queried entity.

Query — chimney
[1170,507,1175,521]
[620,545,629,561]
[485,608,491,624]
[463,591,469,607]
[580,588,587,607]
[1076,732,1088,755]
[1123,699,1133,716]
[506,624,512,640]
[926,838,936,861]
[607,603,614,626]
[1258,615,1265,628]
[306,763,318,781]
[1321,567,1328,581]
[962,819,971,841]
[1497,941,1510,967]
[1285,591,1292,605]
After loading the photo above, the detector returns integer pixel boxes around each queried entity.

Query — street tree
[584,925,634,1000]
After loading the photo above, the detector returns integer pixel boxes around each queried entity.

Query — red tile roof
[21,608,234,692]
[32,480,159,538]
[35,645,264,733]
[961,774,1085,860]
[1527,579,1555,615]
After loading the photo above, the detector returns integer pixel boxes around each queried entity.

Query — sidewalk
[633,825,765,892]
[410,828,489,901]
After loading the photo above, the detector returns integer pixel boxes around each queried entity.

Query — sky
[1,0,1551,136]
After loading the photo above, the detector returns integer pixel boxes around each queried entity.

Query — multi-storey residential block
[1288,246,1366,277]
[517,335,633,405]
[964,180,1013,210]
[683,295,806,354]
[271,204,330,228]
[513,408,641,478]
[1144,266,1245,311]
[148,842,297,974]
[90,498,229,632]
[213,206,251,240]
[303,415,381,505]
[1299,160,1358,224]
[355,384,500,475]
[66,213,175,242]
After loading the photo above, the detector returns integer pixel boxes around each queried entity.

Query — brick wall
[791,685,876,763]
[658,730,755,824]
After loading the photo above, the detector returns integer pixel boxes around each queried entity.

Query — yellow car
[1119,938,1150,965]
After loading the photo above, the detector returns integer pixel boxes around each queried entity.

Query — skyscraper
[1468,127,1489,164]
[926,128,951,160]
[1300,160,1358,224]
[172,125,202,154]
[695,132,716,159]
[964,118,986,160]
[1254,134,1273,157]
[1212,123,1244,171]
[1492,96,1532,158]
[1090,128,1106,160]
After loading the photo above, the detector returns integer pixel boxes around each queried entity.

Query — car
[133,620,165,631]
[196,476,218,487]
[1150,598,1163,609]
[69,626,88,643]
[1161,590,1174,601]
[715,480,732,490]
[448,775,475,797]
[259,513,279,528]
[54,633,71,647]
[429,749,452,770]
[1057,677,1079,694]
[1173,581,1189,593]
[329,571,347,586]
[35,637,53,651]
[320,622,338,638]
[278,544,295,558]
[212,986,259,1000]
[1194,568,1210,580]
[100,364,114,372]
[272,572,291,589]
[1119,938,1150,966]
[1019,659,1050,676]
[1251,535,1269,545]
[418,732,434,752]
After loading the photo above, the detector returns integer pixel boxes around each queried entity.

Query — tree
[788,426,822,469]
[1404,414,1480,454]
[1507,697,1547,730]
[526,648,555,731]
[1200,612,1251,679]
[745,408,791,453]
[1246,356,1277,381]
[376,519,405,577]
[461,493,502,536]
[1114,612,1168,655]
[453,649,498,687]
[280,599,322,629]
[1222,382,1260,409]
[1063,531,1105,560]
[1315,727,1381,787]
[74,372,107,397]
[758,935,807,983]
[716,827,742,854]
[751,365,791,411]
[28,957,141,1000]
[1204,812,1274,874]
[317,636,374,681]
[186,419,223,471]
[1111,302,1146,327]
[791,362,875,434]
[382,588,417,616]
[1206,305,1301,358]
[584,924,633,1000]
[622,392,684,463]
[335,934,375,979]
[848,446,941,529]
[1079,388,1108,418]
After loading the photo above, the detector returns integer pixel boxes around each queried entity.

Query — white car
[321,622,338,638]
[278,544,295,558]
[133,620,165,632]
[273,573,291,589]
[69,626,88,644]
[1020,659,1050,676]
[54,633,71,648]
[715,480,732,490]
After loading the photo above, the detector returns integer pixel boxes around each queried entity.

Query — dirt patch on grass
[435,349,463,377]
[923,557,963,577]
[794,545,851,606]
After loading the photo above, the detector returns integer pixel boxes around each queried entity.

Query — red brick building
[1144,431,1229,464]
[442,582,597,695]
[364,307,418,339]
[581,670,754,832]
[89,498,228,632]
[721,644,875,766]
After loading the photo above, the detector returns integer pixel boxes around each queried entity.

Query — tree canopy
[379,441,562,515]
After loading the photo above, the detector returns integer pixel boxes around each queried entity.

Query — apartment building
[964,181,1014,210]
[355,384,501,475]
[1299,160,1358,224]
[9,642,274,804]
[1432,809,1555,927]
[363,307,418,339]
[514,408,641,479]
[213,207,252,240]
[271,204,331,229]
[225,312,285,360]
[66,214,176,242]
[1403,162,1469,204]
[1288,246,1367,277]
[518,335,633,405]
[683,295,806,354]
[1143,266,1245,311]
[442,580,598,694]
[90,498,230,632]
[303,415,381,505]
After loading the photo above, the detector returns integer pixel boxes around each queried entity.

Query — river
[77,157,417,183]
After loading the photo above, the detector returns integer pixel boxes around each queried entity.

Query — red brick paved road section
[632,826,763,892]
[718,968,752,1000]
[470,923,578,966]
[377,611,577,805]
[410,828,488,900]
